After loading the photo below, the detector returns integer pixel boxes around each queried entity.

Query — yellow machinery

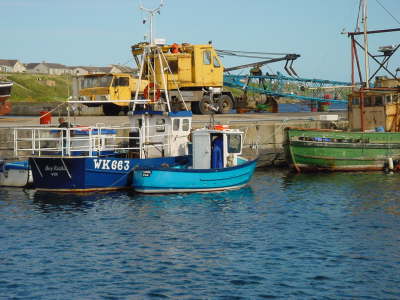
[78,73,148,115]
[131,42,235,114]
[76,42,300,115]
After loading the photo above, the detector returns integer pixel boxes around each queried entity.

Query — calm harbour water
[1,169,400,299]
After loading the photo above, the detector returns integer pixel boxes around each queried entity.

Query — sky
[1,0,399,81]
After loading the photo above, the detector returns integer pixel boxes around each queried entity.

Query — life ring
[214,124,229,131]
[144,83,161,102]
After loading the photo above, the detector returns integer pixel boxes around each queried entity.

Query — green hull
[286,128,400,172]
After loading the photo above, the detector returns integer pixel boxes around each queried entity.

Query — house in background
[109,64,136,74]
[1,59,137,76]
[25,63,40,73]
[71,67,88,76]
[71,66,112,75]
[0,59,26,73]
[26,62,71,75]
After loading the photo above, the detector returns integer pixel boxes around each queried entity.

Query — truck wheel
[103,103,121,116]
[198,97,213,115]
[218,95,234,114]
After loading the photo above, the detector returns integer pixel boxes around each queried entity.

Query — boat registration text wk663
[93,159,130,171]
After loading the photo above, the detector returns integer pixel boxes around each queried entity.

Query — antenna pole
[140,0,164,45]
[362,0,370,87]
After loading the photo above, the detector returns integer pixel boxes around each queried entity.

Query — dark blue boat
[18,110,193,192]
[29,155,188,192]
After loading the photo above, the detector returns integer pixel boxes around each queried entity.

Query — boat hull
[133,158,257,193]
[286,128,400,172]
[0,81,13,115]
[29,155,189,192]
[0,161,32,187]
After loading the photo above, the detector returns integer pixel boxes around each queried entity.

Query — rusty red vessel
[0,81,12,115]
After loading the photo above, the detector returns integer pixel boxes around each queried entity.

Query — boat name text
[45,165,66,172]
[93,159,130,171]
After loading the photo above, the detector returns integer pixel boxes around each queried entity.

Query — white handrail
[12,124,175,159]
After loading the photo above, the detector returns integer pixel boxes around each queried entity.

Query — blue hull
[133,158,257,193]
[29,156,189,192]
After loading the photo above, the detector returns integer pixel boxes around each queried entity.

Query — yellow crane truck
[77,73,148,116]
[76,42,299,115]
[131,42,235,114]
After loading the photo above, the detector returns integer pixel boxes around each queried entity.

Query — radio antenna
[140,0,164,45]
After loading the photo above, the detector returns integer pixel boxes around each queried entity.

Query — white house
[25,63,40,73]
[71,66,112,75]
[26,62,70,75]
[0,59,26,73]
[109,64,136,74]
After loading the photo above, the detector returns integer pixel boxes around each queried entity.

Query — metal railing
[13,124,174,159]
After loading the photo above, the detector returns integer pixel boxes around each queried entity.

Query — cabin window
[81,75,113,89]
[393,94,399,103]
[182,119,190,131]
[113,77,129,87]
[213,56,221,68]
[386,95,392,104]
[227,134,242,154]
[156,119,165,132]
[375,96,383,106]
[203,50,211,65]
[168,60,178,74]
[352,97,360,106]
[364,96,372,106]
[173,119,180,131]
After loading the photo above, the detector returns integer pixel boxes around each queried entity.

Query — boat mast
[140,0,164,45]
[133,0,164,111]
[362,0,370,87]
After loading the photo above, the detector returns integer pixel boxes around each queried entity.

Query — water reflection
[281,171,400,215]
[31,190,111,213]
[26,185,256,216]
[127,185,255,209]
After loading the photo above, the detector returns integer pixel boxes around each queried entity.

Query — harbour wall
[10,102,102,116]
[0,112,347,167]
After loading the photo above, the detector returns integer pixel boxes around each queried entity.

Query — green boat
[286,127,400,172]
[287,77,400,172]
[286,2,400,172]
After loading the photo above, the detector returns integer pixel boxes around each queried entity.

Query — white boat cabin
[192,126,243,169]
[12,110,192,159]
[129,110,192,158]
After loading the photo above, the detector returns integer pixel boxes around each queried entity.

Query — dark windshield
[227,134,242,153]
[81,75,113,89]
[113,77,129,87]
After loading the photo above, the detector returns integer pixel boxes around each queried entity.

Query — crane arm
[223,54,300,73]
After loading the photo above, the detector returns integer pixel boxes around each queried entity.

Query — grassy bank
[0,73,72,102]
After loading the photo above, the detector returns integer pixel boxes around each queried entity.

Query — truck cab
[78,73,148,116]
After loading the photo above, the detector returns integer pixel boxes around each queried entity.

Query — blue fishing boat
[133,126,257,193]
[18,110,192,192]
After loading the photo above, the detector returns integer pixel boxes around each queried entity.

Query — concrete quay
[0,111,348,167]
